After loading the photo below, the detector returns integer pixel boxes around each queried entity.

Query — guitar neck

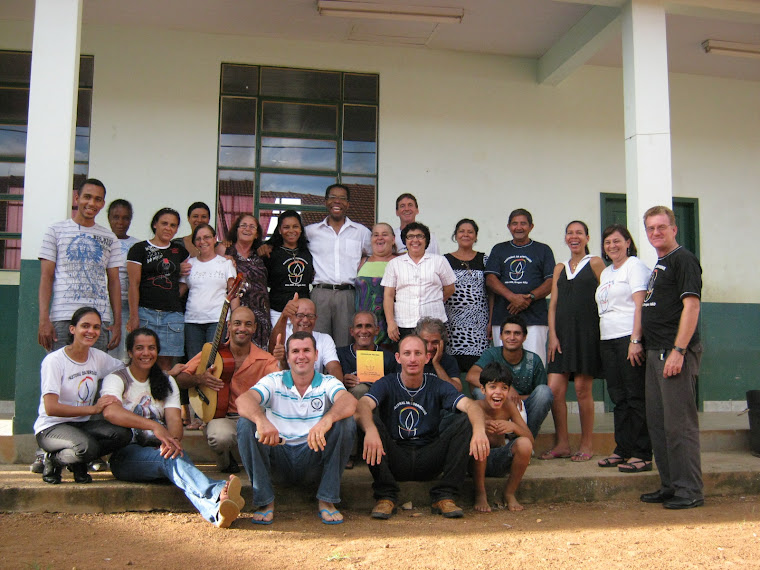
[205,300,231,368]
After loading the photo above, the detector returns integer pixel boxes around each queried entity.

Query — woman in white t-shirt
[179,223,238,359]
[101,328,244,528]
[34,307,132,485]
[595,224,653,473]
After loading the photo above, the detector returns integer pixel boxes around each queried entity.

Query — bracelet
[629,339,641,344]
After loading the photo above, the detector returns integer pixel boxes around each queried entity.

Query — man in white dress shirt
[305,184,371,347]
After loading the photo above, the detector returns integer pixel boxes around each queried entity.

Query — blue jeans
[237,416,355,507]
[138,307,184,357]
[110,444,227,524]
[471,384,552,438]
[184,322,219,360]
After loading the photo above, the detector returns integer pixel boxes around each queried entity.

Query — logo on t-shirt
[397,404,420,438]
[508,258,527,281]
[644,268,659,304]
[310,397,324,411]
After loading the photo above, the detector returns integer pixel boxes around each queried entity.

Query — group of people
[32,177,705,530]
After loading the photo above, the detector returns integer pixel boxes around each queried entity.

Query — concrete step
[2,451,758,515]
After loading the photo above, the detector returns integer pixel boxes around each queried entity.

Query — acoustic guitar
[188,274,245,423]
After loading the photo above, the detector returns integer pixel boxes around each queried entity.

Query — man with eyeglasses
[269,296,344,380]
[639,205,704,510]
[304,184,371,347]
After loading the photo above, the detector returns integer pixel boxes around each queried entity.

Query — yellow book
[356,350,385,383]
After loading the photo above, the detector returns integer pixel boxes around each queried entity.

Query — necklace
[280,246,298,262]
[397,373,423,405]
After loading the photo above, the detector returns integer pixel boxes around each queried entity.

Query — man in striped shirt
[236,331,357,525]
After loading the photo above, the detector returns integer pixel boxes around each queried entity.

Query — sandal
[618,459,653,473]
[570,452,593,462]
[538,450,571,460]
[598,455,625,468]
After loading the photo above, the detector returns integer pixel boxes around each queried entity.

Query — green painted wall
[0,284,19,400]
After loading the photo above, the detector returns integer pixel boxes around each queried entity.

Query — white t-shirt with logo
[180,255,237,323]
[595,256,651,340]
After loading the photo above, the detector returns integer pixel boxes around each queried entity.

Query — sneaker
[42,453,62,485]
[30,452,45,474]
[90,459,108,472]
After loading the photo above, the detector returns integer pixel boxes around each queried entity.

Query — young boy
[473,362,534,512]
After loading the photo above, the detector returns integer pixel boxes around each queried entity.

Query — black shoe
[68,463,92,484]
[42,453,62,485]
[221,458,240,474]
[663,496,704,510]
[640,489,675,503]
[30,453,45,474]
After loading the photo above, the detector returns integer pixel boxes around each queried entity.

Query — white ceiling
[2,0,759,81]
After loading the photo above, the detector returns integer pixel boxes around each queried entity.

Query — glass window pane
[262,102,337,136]
[219,97,256,168]
[76,89,92,128]
[217,170,254,240]
[79,56,94,88]
[260,173,336,206]
[344,73,378,103]
[261,137,336,171]
[260,67,340,100]
[0,238,21,270]
[258,206,310,241]
[0,52,32,85]
[0,162,25,194]
[221,64,259,96]
[74,126,90,163]
[0,199,23,232]
[343,105,377,175]
[0,125,27,159]
[340,180,376,230]
[0,88,29,123]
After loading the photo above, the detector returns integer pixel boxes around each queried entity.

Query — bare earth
[2,495,758,569]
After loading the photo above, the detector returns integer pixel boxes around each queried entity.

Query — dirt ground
[2,495,758,569]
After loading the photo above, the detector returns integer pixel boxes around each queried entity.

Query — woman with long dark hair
[262,210,314,326]
[541,221,605,462]
[34,307,132,484]
[101,328,244,528]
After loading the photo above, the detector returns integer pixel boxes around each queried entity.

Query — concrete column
[14,0,83,436]
[622,0,672,268]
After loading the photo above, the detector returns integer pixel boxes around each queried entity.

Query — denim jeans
[184,322,221,361]
[36,419,132,466]
[110,444,227,524]
[237,416,355,507]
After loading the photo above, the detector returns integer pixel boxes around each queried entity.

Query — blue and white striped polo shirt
[252,370,346,445]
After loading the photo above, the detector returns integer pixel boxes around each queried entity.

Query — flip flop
[319,509,344,525]
[538,450,571,460]
[618,459,653,473]
[598,455,625,468]
[570,452,593,462]
[251,509,274,525]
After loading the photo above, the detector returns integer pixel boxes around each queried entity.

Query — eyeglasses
[239,223,258,230]
[327,194,348,202]
[295,313,317,320]
[405,233,426,241]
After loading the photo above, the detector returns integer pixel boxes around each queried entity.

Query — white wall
[2,20,758,302]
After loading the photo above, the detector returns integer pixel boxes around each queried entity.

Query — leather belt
[313,283,355,291]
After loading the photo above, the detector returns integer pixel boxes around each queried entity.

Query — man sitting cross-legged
[357,335,489,520]
[236,331,357,525]
[473,362,533,513]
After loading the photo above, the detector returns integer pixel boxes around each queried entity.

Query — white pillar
[622,0,672,268]
[21,0,83,259]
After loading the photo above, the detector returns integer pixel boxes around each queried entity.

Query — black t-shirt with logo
[641,246,702,350]
[264,246,314,312]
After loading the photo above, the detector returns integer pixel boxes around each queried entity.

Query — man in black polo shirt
[639,205,703,510]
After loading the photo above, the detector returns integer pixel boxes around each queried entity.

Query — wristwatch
[630,339,641,344]
[529,293,536,300]
[672,346,687,355]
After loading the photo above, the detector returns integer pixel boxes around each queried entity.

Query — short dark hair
[228,214,262,248]
[398,334,426,353]
[451,218,479,242]
[107,199,133,217]
[500,314,528,336]
[79,178,106,197]
[150,208,180,235]
[508,208,532,225]
[187,201,211,219]
[479,361,513,388]
[401,222,430,248]
[191,222,216,243]
[286,331,317,353]
[601,224,638,261]
[566,220,590,255]
[325,183,350,201]
[395,193,418,209]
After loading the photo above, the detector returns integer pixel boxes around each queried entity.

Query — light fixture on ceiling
[702,39,760,60]
[316,1,464,24]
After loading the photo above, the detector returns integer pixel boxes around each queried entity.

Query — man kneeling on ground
[473,362,533,512]
[357,335,489,520]
[236,331,356,525]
